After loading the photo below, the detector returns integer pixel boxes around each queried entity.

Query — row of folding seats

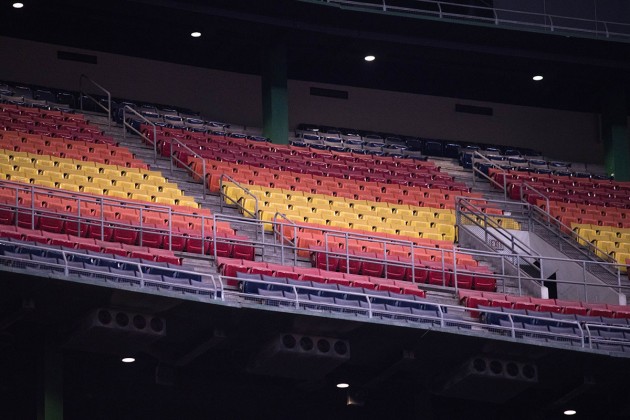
[2,132,136,163]
[459,290,630,318]
[0,239,218,295]
[0,225,181,264]
[308,247,496,291]
[230,183,459,240]
[0,104,116,145]
[0,150,199,208]
[211,162,472,209]
[216,257,426,297]
[0,204,250,259]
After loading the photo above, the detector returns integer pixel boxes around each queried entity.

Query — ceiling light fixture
[532,75,544,81]
[364,55,375,62]
[121,357,136,363]
[563,409,577,416]
[12,2,24,8]
[190,32,201,38]
[336,383,350,389]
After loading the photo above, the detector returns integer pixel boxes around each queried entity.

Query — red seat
[152,249,180,265]
[39,214,65,233]
[112,226,139,246]
[139,224,164,249]
[123,244,154,261]
[24,229,48,245]
[87,223,114,241]
[338,252,362,275]
[400,257,428,283]
[17,211,39,230]
[95,240,128,257]
[217,257,247,278]
[0,225,23,240]
[472,271,497,292]
[232,241,255,260]
[360,252,384,277]
[399,284,426,298]
[47,232,75,248]
[311,247,340,271]
[0,208,15,225]
[74,237,102,252]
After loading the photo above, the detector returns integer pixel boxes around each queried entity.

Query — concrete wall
[0,35,605,163]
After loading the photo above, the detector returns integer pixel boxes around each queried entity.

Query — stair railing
[122,105,157,163]
[79,74,111,128]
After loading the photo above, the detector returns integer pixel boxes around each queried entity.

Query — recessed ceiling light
[12,2,24,8]
[336,382,350,389]
[190,32,201,38]
[563,409,577,416]
[121,357,135,363]
[532,75,544,81]
[364,55,375,62]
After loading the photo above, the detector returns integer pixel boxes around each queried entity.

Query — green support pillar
[601,86,630,181]
[261,42,289,145]
[37,339,63,420]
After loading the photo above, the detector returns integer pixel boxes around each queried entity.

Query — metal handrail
[123,105,157,164]
[314,0,630,41]
[219,175,258,219]
[272,212,299,265]
[79,74,111,127]
[471,151,509,198]
[169,137,207,199]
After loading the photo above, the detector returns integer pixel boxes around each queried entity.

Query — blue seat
[313,282,339,298]
[237,272,262,294]
[337,284,364,301]
[261,275,291,292]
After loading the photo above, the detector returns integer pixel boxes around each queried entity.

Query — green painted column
[261,42,289,145]
[601,86,630,181]
[37,339,63,420]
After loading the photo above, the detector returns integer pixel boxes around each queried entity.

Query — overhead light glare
[364,55,375,62]
[13,2,24,8]
[336,383,350,389]
[532,75,544,81]
[563,409,577,416]
[121,357,136,363]
[190,32,201,38]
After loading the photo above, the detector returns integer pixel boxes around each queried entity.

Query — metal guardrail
[310,0,630,41]
[168,136,207,199]
[79,74,111,128]
[3,243,629,355]
[123,105,157,164]
[219,175,259,220]
[0,240,223,298]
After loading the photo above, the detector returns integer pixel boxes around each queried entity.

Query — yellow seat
[107,189,130,199]
[361,215,383,226]
[291,205,313,214]
[79,165,102,176]
[101,168,123,178]
[0,163,14,174]
[423,232,443,241]
[144,173,167,185]
[114,180,136,191]
[374,226,397,235]
[58,161,79,172]
[160,186,183,196]
[8,174,32,183]
[337,211,359,220]
[304,216,327,226]
[90,177,113,189]
[330,201,351,211]
[122,171,145,183]
[287,195,309,205]
[17,167,40,180]
[83,186,106,195]
[34,159,55,169]
[41,170,64,182]
[175,197,199,208]
[241,197,261,217]
[375,206,394,218]
[310,197,330,208]
[58,182,80,192]
[33,178,56,189]
[329,219,351,229]
[384,217,408,229]
[436,212,456,224]
[393,207,414,219]
[350,222,373,232]
[136,183,160,194]
[437,223,456,242]
[154,195,175,205]
[398,229,420,238]
[352,203,374,214]
[594,240,616,259]
[313,208,335,220]
[66,173,89,185]
[267,191,288,202]
[12,156,34,167]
